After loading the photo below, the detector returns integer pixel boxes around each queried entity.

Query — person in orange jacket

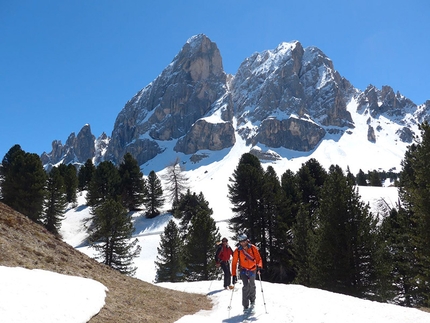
[215,237,234,289]
[231,234,263,313]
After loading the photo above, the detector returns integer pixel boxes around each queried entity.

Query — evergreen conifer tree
[1,145,46,222]
[228,153,264,242]
[144,170,164,218]
[368,170,383,186]
[259,166,284,281]
[155,219,185,282]
[175,190,211,234]
[44,167,67,235]
[379,207,417,305]
[397,121,430,306]
[118,153,146,211]
[58,163,78,204]
[313,165,381,299]
[88,198,141,275]
[87,161,121,208]
[78,159,95,191]
[183,203,220,281]
[356,169,367,186]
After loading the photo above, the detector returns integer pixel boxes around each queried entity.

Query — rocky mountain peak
[41,124,97,170]
[104,34,232,165]
[40,35,429,171]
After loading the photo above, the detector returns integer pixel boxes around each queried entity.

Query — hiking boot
[228,285,234,289]
[243,306,249,313]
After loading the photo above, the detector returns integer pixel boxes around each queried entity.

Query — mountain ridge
[40,34,430,174]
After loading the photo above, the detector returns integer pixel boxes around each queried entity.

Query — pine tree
[259,166,285,281]
[183,202,220,281]
[379,207,417,305]
[58,163,78,204]
[368,170,382,186]
[228,153,264,242]
[144,170,164,218]
[44,167,67,235]
[87,161,121,208]
[313,165,381,299]
[118,153,146,211]
[155,220,185,282]
[88,198,141,275]
[175,190,210,234]
[356,169,368,186]
[1,145,46,222]
[291,205,316,286]
[78,159,95,191]
[397,121,430,306]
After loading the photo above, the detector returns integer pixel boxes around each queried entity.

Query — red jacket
[232,243,262,276]
[216,244,233,263]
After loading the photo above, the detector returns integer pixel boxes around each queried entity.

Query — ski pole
[258,271,268,314]
[209,266,223,291]
[227,282,236,317]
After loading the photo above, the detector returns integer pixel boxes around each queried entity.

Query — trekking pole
[258,271,268,314]
[209,266,223,291]
[227,282,235,317]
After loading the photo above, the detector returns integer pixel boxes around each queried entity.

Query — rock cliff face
[41,34,429,169]
[104,34,233,166]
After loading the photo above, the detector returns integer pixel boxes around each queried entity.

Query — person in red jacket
[231,234,263,313]
[215,237,234,289]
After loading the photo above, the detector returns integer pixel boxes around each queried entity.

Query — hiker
[231,234,263,312]
[215,237,234,289]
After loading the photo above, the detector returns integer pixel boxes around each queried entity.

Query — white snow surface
[0,266,107,323]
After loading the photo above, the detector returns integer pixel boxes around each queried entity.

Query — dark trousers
[240,271,256,308]
[220,261,231,287]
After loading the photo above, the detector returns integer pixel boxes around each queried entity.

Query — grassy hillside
[0,202,211,322]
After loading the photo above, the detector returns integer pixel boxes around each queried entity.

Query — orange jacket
[232,243,263,276]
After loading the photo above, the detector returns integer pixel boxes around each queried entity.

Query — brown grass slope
[0,202,211,322]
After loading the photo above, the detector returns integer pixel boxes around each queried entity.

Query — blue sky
[1,0,429,159]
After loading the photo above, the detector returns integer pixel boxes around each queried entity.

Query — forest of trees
[1,121,430,307]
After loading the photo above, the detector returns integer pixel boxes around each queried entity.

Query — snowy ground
[0,266,106,323]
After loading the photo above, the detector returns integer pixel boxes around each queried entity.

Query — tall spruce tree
[78,159,95,191]
[1,145,46,222]
[174,190,211,234]
[356,169,367,186]
[87,161,121,208]
[183,201,220,281]
[228,153,264,242]
[58,163,78,204]
[155,219,185,282]
[380,207,417,305]
[397,121,430,306]
[44,167,67,235]
[259,166,284,281]
[88,198,141,275]
[313,165,381,299]
[144,170,164,218]
[290,159,327,285]
[118,153,146,211]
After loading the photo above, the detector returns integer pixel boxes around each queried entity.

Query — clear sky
[1,0,429,159]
